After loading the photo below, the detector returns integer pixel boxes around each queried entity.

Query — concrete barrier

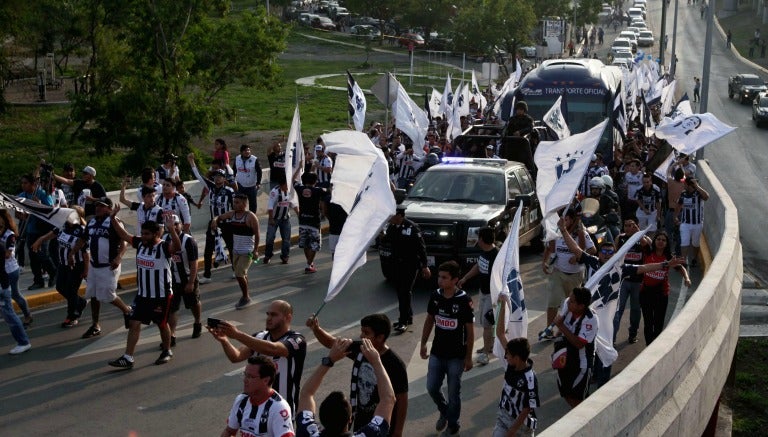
[542,160,743,436]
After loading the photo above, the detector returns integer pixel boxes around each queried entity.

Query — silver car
[637,30,654,47]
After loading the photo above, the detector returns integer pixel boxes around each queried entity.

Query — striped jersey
[678,190,704,225]
[635,184,662,213]
[156,193,191,225]
[85,216,121,267]
[230,212,256,254]
[250,330,307,414]
[1,230,19,273]
[131,236,173,298]
[315,155,333,185]
[267,187,294,221]
[129,201,164,230]
[166,232,198,285]
[191,166,235,219]
[226,391,294,437]
[396,152,420,179]
[55,224,88,265]
[498,360,539,430]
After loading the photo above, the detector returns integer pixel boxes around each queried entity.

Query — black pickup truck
[728,73,767,104]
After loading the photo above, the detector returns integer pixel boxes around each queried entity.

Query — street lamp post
[671,0,679,76]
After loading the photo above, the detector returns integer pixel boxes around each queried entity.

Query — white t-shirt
[226,392,294,437]
[553,232,595,274]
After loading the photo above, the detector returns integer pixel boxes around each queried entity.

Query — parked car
[398,33,425,48]
[637,30,654,47]
[349,24,380,40]
[728,73,768,103]
[520,46,537,58]
[753,92,768,127]
[378,158,542,281]
[312,16,336,31]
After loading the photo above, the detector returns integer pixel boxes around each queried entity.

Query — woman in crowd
[0,208,31,326]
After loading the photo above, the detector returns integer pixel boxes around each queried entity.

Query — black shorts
[557,365,592,401]
[131,295,173,326]
[170,280,200,312]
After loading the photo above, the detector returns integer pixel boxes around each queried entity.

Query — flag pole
[313,301,328,318]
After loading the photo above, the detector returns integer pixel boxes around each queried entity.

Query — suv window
[742,76,763,86]
[515,168,533,194]
[409,170,506,204]
[507,171,523,198]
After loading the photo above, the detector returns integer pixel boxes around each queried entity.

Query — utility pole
[660,0,668,66]
[671,0,680,77]
[698,0,716,160]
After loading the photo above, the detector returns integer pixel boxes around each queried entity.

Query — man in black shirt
[294,173,326,274]
[384,205,431,334]
[53,165,107,219]
[306,314,409,437]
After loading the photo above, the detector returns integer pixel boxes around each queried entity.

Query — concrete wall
[541,161,743,436]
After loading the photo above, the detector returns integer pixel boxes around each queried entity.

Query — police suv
[378,158,543,281]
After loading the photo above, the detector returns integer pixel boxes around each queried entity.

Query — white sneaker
[199,277,212,284]
[9,344,31,355]
[475,352,489,365]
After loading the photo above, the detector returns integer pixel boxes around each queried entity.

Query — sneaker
[435,415,448,432]
[538,330,555,340]
[689,258,698,268]
[393,323,408,334]
[108,355,134,369]
[61,319,79,328]
[158,336,177,350]
[155,349,173,365]
[262,257,271,264]
[28,282,45,291]
[304,264,317,274]
[235,297,253,310]
[82,325,102,339]
[123,311,133,329]
[628,336,638,344]
[192,322,202,338]
[199,276,212,284]
[23,316,33,327]
[280,256,289,264]
[9,344,32,355]
[476,352,490,365]
[441,426,460,436]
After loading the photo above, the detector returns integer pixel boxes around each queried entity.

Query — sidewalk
[15,178,327,311]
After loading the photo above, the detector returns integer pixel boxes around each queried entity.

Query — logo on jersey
[435,315,458,330]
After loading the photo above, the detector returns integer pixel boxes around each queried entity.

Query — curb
[18,225,330,312]
[700,232,713,274]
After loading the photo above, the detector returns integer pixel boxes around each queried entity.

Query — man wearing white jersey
[234,144,263,213]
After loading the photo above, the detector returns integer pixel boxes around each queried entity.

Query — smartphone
[347,340,363,355]
[207,317,222,329]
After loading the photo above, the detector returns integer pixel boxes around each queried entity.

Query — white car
[613,49,634,61]
[612,58,633,70]
[637,30,654,47]
[627,26,642,37]
[619,31,638,52]
[611,38,633,55]
[628,7,645,21]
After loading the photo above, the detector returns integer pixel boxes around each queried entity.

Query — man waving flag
[543,94,570,140]
[347,70,366,132]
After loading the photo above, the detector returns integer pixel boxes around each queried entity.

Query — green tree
[451,0,536,59]
[69,1,288,172]
[343,0,403,44]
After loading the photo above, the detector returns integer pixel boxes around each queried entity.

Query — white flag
[322,131,395,301]
[653,151,676,181]
[470,70,487,110]
[347,70,366,132]
[439,74,453,118]
[654,112,736,155]
[284,104,304,203]
[534,119,608,216]
[513,57,523,86]
[659,79,677,116]
[0,192,79,229]
[490,202,528,360]
[454,81,470,117]
[394,83,429,156]
[584,226,651,366]
[543,95,571,140]
[429,88,443,120]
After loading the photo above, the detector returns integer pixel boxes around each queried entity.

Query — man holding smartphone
[306,313,408,437]
[209,300,306,414]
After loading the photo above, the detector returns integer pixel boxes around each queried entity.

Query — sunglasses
[600,248,615,255]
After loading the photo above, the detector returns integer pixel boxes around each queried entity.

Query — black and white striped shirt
[129,201,164,230]
[267,187,294,221]
[678,190,704,225]
[635,184,662,213]
[498,360,539,430]
[395,152,420,179]
[316,155,333,185]
[131,236,173,298]
[191,166,235,219]
[55,225,88,265]
[166,232,198,285]
[250,330,307,414]
[156,193,191,226]
[85,216,120,268]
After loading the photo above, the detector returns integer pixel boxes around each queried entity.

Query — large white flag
[654,112,736,155]
[347,70,366,132]
[513,57,523,86]
[0,192,78,229]
[543,95,570,140]
[322,131,395,301]
[492,74,517,117]
[534,119,608,217]
[438,74,453,118]
[429,88,443,120]
[490,202,528,360]
[470,70,487,110]
[284,104,304,202]
[448,82,470,140]
[659,79,677,116]
[394,83,429,156]
[584,227,651,366]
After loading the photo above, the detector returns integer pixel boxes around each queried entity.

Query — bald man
[210,300,307,413]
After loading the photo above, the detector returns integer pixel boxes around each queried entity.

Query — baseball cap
[82,166,97,176]
[314,145,324,151]
[171,214,180,224]
[486,144,495,149]
[93,197,113,207]
[140,186,156,197]
[212,169,226,177]
[164,153,178,162]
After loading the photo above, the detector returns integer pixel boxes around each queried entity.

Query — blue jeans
[8,268,30,318]
[426,355,464,429]
[613,280,641,341]
[1,286,30,346]
[264,218,291,259]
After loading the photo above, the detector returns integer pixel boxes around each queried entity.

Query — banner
[347,70,366,132]
[284,104,304,203]
[654,112,736,155]
[543,94,570,140]
[0,191,78,229]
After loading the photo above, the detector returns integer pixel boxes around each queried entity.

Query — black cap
[94,197,113,207]
[212,169,226,177]
[140,186,156,197]
[164,153,178,162]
